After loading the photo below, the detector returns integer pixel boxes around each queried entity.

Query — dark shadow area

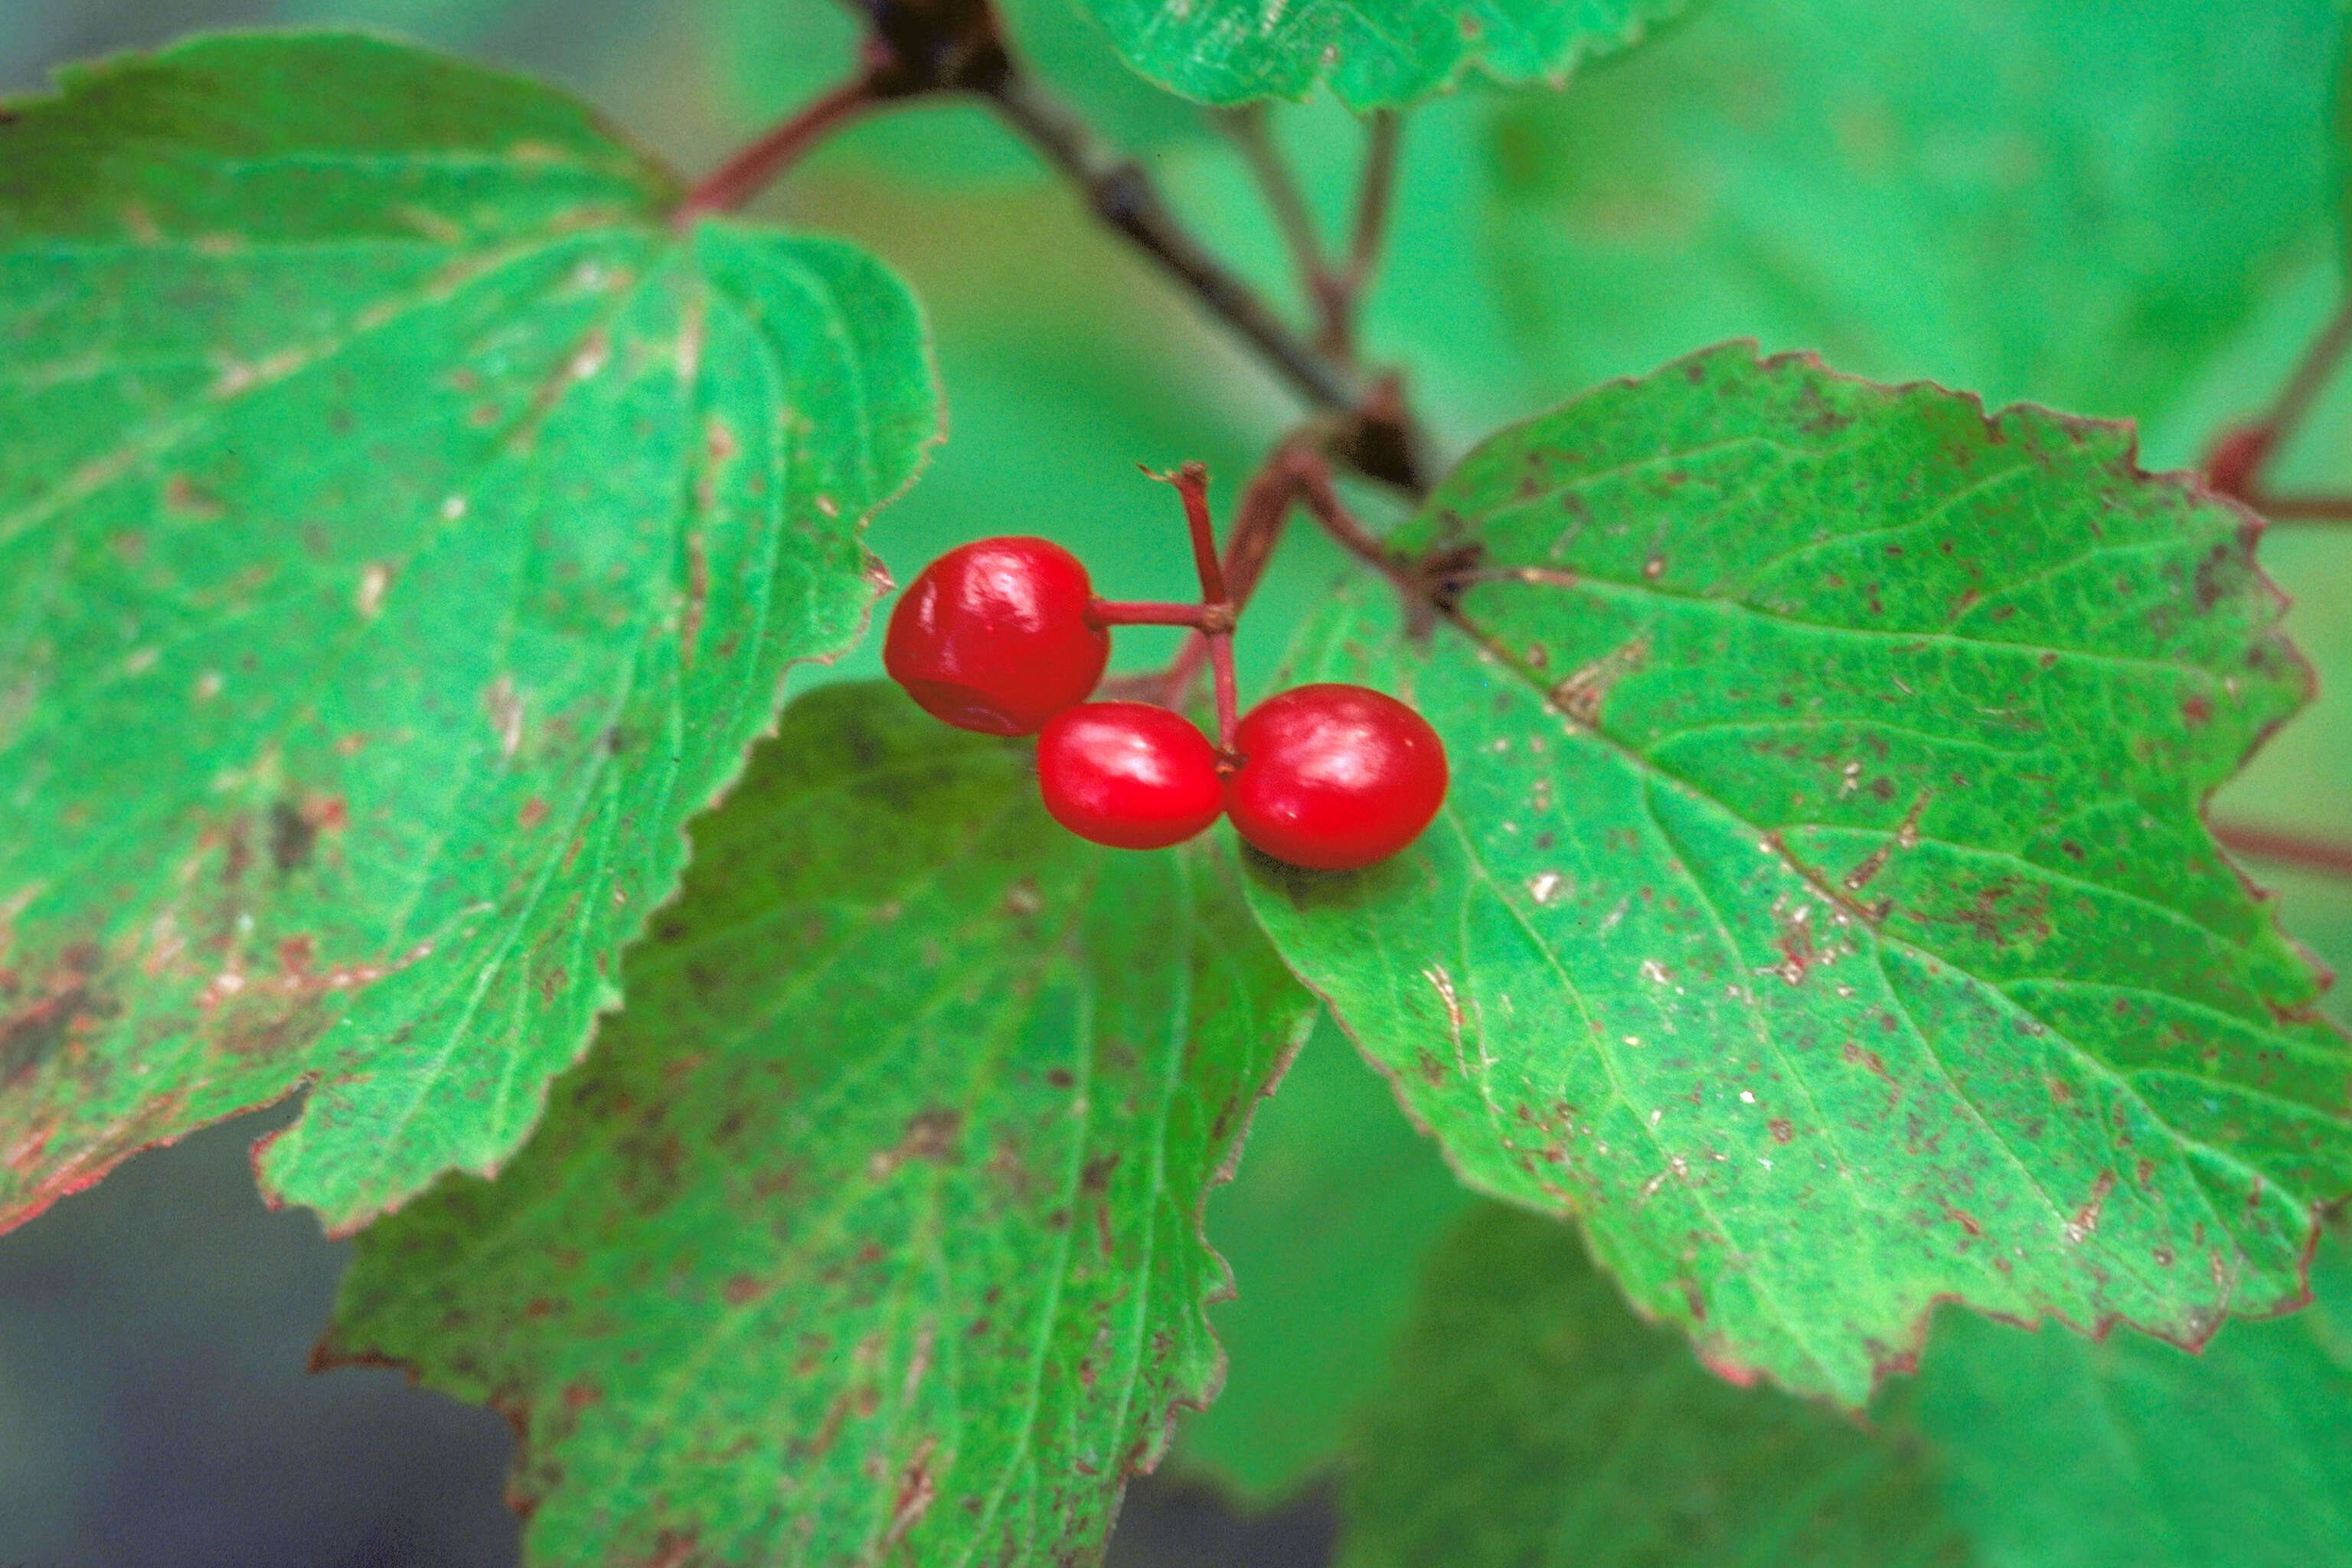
[1109,1475,1338,1568]
[0,1107,521,1568]
[0,1107,1334,1566]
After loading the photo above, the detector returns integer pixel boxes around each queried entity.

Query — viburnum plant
[5,0,2352,1563]
[887,467,1449,862]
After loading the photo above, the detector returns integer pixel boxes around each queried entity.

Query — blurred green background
[5,0,2351,1563]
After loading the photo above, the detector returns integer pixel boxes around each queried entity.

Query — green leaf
[1339,1203,1971,1567]
[1435,0,2344,449]
[1176,1014,1478,1498]
[2336,26,2352,256]
[1341,1202,2352,1568]
[1076,0,1690,111]
[0,34,938,1233]
[1906,1227,2352,1567]
[323,682,1315,1566]
[1242,344,2350,1406]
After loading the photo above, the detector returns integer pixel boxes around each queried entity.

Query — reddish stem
[1139,463,1243,754]
[1288,449,1409,583]
[1207,632,1241,754]
[1089,599,1222,627]
[675,75,877,224]
[1153,462,1230,603]
[1152,443,1412,717]
[2244,493,2352,523]
[1220,458,1308,613]
[2213,822,2352,880]
[1156,456,1305,707]
[2207,294,2352,498]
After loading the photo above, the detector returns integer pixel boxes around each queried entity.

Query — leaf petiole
[2205,292,2352,508]
[2213,821,2352,880]
[674,71,881,224]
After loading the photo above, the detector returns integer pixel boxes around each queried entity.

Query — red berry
[884,537,1109,736]
[1226,684,1447,871]
[1037,702,1224,851]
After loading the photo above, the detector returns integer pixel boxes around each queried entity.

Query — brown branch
[2207,293,2352,499]
[2242,493,2352,523]
[2213,822,2352,880]
[2257,296,2352,456]
[1286,446,1410,583]
[985,76,1367,420]
[984,74,1429,492]
[1221,106,1406,363]
[718,0,1429,495]
[1220,456,1305,611]
[1223,105,1334,315]
[679,0,1014,221]
[1324,109,1402,357]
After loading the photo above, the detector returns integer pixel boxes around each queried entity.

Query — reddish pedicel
[1226,683,1447,870]
[1037,702,1225,851]
[884,537,1109,735]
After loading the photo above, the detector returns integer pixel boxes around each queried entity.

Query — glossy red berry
[1226,684,1448,871]
[1037,702,1225,851]
[884,537,1110,736]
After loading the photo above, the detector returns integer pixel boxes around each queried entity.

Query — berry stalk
[1088,600,1226,628]
[1147,464,1244,757]
[1153,444,1417,714]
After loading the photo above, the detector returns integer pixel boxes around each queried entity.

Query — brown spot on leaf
[1917,877,2052,948]
[163,474,226,518]
[1843,1040,1896,1087]
[870,1109,964,1178]
[2067,1170,2115,1243]
[1549,634,1651,726]
[1080,1152,1121,1195]
[1,944,113,1085]
[883,1438,939,1550]
[2192,542,2236,612]
[270,800,318,875]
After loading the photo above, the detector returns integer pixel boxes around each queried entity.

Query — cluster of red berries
[882,472,1446,871]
